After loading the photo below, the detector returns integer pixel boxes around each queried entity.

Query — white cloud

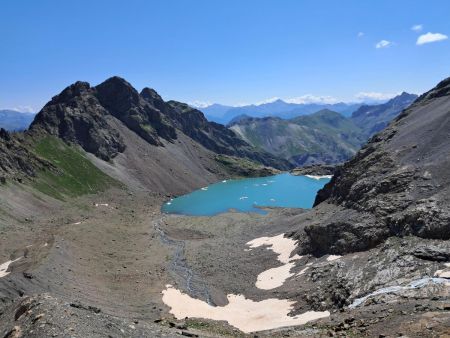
[416,32,448,45]
[375,40,392,49]
[411,24,423,32]
[188,100,212,108]
[355,92,399,102]
[254,97,280,105]
[285,95,339,105]
[10,105,35,113]
[357,32,364,38]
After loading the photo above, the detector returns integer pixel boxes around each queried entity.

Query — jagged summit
[95,76,141,111]
[140,87,164,104]
[30,79,127,161]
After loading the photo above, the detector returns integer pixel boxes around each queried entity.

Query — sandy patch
[434,270,450,278]
[305,175,333,180]
[247,234,301,264]
[0,257,22,278]
[434,263,450,278]
[256,262,297,290]
[162,285,330,333]
[247,234,303,290]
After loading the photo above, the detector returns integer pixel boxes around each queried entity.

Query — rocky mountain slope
[229,109,366,166]
[290,77,450,255]
[0,110,35,131]
[229,93,416,166]
[0,129,49,180]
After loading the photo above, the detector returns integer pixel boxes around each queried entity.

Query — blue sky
[1,0,449,112]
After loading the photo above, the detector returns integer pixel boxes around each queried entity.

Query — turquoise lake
[162,173,331,216]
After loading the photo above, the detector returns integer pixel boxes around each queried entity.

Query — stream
[349,277,450,308]
[153,216,213,305]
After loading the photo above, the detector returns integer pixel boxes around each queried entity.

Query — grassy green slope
[32,136,119,200]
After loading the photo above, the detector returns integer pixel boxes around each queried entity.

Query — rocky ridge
[291,77,450,255]
[30,76,289,169]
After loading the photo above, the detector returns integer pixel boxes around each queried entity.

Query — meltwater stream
[162,173,331,216]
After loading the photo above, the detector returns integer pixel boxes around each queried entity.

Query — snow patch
[0,257,22,278]
[162,285,329,333]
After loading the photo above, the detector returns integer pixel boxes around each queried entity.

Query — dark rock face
[411,245,450,262]
[30,81,126,161]
[293,77,450,255]
[30,76,288,169]
[96,77,177,146]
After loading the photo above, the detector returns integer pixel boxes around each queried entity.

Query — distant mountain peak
[313,108,341,116]
[0,110,36,131]
[351,91,418,136]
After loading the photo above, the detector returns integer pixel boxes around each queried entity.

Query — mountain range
[0,110,35,131]
[229,92,417,166]
[202,100,367,124]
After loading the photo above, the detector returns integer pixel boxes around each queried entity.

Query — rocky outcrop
[411,245,450,262]
[96,77,177,146]
[292,77,450,255]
